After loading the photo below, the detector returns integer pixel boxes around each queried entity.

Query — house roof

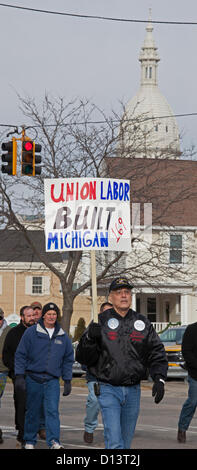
[0,230,68,263]
[105,157,197,227]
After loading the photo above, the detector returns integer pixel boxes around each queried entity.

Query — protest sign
[44,178,131,252]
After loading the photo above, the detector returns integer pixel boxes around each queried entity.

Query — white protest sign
[44,178,131,252]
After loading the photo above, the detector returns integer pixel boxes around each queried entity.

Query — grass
[58,375,86,388]
[71,376,86,387]
[7,375,87,387]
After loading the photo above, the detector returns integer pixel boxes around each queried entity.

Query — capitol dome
[119,11,181,159]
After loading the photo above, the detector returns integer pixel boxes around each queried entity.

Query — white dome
[119,11,181,159]
[123,86,180,157]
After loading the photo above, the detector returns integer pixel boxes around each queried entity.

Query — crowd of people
[0,301,74,449]
[0,276,197,449]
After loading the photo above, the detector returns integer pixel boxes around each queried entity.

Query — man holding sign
[76,277,168,449]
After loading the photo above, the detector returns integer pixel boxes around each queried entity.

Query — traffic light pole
[12,137,17,176]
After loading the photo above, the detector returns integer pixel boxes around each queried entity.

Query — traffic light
[21,140,42,176]
[1,138,17,175]
[34,142,42,175]
[21,139,34,175]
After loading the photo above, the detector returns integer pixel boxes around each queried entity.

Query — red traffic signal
[24,141,33,152]
[21,140,33,175]
[21,140,41,176]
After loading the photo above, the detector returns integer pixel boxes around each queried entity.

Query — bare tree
[0,94,196,332]
[0,95,126,332]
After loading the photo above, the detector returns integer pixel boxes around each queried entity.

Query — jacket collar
[37,318,65,337]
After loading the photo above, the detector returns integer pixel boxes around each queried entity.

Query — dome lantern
[119,10,181,159]
[139,9,160,87]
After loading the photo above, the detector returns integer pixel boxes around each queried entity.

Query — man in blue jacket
[15,302,74,449]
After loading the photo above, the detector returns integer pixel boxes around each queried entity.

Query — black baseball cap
[42,302,60,317]
[109,277,134,292]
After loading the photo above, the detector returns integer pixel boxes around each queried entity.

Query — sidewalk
[1,436,21,449]
[0,431,47,449]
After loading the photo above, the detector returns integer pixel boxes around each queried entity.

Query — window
[25,275,50,295]
[176,295,181,315]
[98,251,126,275]
[159,328,177,343]
[32,276,42,294]
[159,327,186,344]
[60,282,81,293]
[147,297,156,322]
[136,297,141,312]
[145,66,152,79]
[73,282,81,291]
[169,234,182,264]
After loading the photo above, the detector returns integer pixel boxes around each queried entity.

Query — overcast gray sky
[0,0,197,152]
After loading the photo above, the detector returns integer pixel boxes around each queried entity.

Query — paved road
[0,379,197,450]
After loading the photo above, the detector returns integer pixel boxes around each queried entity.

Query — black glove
[15,375,26,394]
[88,322,102,340]
[152,376,165,404]
[63,380,72,396]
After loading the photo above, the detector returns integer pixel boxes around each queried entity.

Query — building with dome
[1,12,197,338]
[105,12,197,331]
[119,10,181,159]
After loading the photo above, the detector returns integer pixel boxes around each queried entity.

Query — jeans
[39,402,45,430]
[0,372,8,407]
[98,383,141,449]
[12,377,26,441]
[24,376,60,448]
[178,375,197,431]
[84,381,100,433]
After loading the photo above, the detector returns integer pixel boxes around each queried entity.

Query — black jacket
[2,321,27,378]
[182,322,197,380]
[76,308,168,386]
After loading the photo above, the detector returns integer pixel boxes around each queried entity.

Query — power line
[0,124,17,128]
[0,112,197,131]
[0,3,197,26]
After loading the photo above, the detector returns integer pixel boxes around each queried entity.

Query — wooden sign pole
[90,250,98,322]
